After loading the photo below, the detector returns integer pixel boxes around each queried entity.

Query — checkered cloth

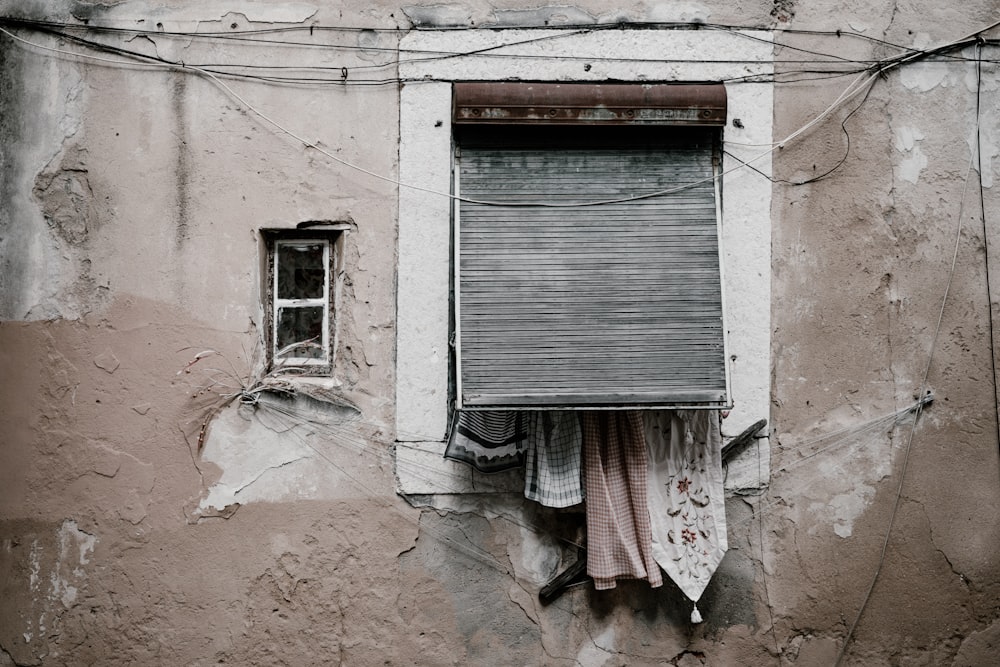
[582,411,663,590]
[524,411,584,508]
[444,410,527,473]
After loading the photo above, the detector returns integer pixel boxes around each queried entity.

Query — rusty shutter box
[456,128,730,409]
[454,82,727,126]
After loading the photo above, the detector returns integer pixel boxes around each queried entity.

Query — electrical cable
[7,17,994,92]
[2,19,992,210]
[832,99,983,667]
[723,75,877,184]
[833,32,1000,665]
[10,16,996,78]
[37,21,881,205]
[973,41,1000,462]
[6,13,1000,643]
[753,428,783,666]
[5,15,985,62]
[0,23,743,207]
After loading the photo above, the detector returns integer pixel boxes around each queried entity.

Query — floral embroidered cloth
[644,410,727,604]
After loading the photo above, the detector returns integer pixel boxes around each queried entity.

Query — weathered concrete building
[1,1,998,665]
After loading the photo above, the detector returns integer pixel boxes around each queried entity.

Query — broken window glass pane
[275,306,325,359]
[277,242,325,300]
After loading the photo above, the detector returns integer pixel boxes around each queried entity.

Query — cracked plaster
[1,3,1000,665]
[196,394,368,512]
[73,1,318,30]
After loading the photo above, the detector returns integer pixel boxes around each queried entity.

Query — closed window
[453,84,729,410]
[262,228,342,373]
[395,30,774,495]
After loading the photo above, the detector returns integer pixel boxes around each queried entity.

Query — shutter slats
[457,143,728,408]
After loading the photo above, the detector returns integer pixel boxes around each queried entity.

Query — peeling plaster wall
[0,27,91,320]
[2,1,1000,666]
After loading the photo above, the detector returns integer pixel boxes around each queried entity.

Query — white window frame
[395,29,774,494]
[263,228,344,375]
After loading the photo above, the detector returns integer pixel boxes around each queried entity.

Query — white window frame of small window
[396,28,774,495]
[262,226,346,375]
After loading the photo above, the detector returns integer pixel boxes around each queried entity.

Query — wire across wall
[3,13,1000,661]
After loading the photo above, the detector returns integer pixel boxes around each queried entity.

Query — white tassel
[690,603,703,624]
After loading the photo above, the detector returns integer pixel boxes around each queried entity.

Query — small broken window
[262,227,343,373]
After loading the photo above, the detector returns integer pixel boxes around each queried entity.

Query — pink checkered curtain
[582,411,663,590]
[644,410,727,619]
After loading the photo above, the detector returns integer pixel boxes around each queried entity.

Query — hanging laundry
[644,410,727,615]
[525,411,584,508]
[444,410,527,473]
[582,411,662,590]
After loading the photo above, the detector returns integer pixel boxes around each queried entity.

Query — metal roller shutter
[456,134,729,409]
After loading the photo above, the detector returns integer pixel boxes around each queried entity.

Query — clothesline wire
[218,397,517,574]
[771,399,927,463]
[734,403,926,531]
[190,370,926,569]
[367,402,930,575]
[181,358,589,563]
[182,348,936,600]
[385,400,930,546]
[747,394,930,666]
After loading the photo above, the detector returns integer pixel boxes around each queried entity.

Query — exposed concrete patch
[489,6,598,28]
[25,137,111,321]
[171,74,190,248]
[0,520,97,666]
[809,487,875,538]
[893,125,928,184]
[953,619,1000,666]
[197,392,365,512]
[32,145,95,246]
[398,509,544,664]
[646,1,711,24]
[575,622,615,666]
[72,1,318,29]
[900,60,951,93]
[774,401,905,543]
[770,0,795,24]
[51,520,97,608]
[402,3,473,28]
[93,347,120,374]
